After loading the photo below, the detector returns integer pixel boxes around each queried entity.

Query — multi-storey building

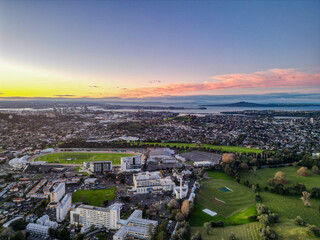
[113,210,158,240]
[83,161,112,173]
[56,194,72,222]
[132,171,175,194]
[121,155,142,172]
[70,203,122,229]
[50,182,65,202]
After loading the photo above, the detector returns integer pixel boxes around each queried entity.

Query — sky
[0,0,320,101]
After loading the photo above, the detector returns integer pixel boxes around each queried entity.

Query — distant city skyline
[1,0,320,99]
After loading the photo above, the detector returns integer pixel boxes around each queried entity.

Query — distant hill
[201,101,320,107]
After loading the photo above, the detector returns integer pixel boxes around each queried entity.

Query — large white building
[121,155,142,172]
[56,194,72,222]
[26,223,49,237]
[27,215,58,237]
[113,210,158,240]
[70,203,122,229]
[132,171,175,194]
[50,182,65,202]
[83,161,112,173]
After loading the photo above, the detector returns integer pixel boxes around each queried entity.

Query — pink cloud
[119,68,320,98]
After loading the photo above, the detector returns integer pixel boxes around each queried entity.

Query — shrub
[294,216,306,226]
[248,215,258,221]
[229,232,236,240]
[308,225,320,237]
[297,167,309,177]
[255,194,262,202]
[267,178,276,186]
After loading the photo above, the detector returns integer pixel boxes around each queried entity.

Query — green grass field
[240,166,320,191]
[191,220,318,240]
[191,222,262,240]
[72,188,116,206]
[34,152,134,164]
[132,142,263,153]
[260,191,320,226]
[190,172,256,226]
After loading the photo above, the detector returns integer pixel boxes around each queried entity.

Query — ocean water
[1,105,320,115]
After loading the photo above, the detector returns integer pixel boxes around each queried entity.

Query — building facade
[113,210,158,240]
[132,171,175,194]
[56,194,72,222]
[121,155,142,172]
[50,182,65,202]
[70,203,122,229]
[83,161,112,173]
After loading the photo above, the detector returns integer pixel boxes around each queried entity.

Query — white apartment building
[121,155,142,172]
[113,210,158,240]
[26,223,49,237]
[132,171,175,194]
[56,194,72,222]
[70,203,122,229]
[83,161,112,173]
[50,182,65,202]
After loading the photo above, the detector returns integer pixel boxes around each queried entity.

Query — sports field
[132,142,263,154]
[34,152,134,164]
[72,188,116,206]
[240,166,320,190]
[190,171,256,226]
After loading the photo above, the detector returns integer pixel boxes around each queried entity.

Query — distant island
[201,101,320,107]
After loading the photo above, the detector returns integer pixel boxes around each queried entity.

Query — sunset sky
[1,0,320,99]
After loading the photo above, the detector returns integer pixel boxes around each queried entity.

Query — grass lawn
[273,220,319,240]
[191,220,318,240]
[260,191,320,226]
[191,222,262,240]
[72,188,116,206]
[131,142,263,154]
[240,166,320,191]
[190,172,256,226]
[34,152,134,165]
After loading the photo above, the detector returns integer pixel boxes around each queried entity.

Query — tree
[181,200,190,218]
[297,167,309,177]
[191,231,202,240]
[75,233,85,240]
[240,162,249,171]
[312,165,319,174]
[259,226,278,240]
[257,204,269,215]
[175,212,185,222]
[222,153,236,164]
[203,222,211,235]
[300,191,312,207]
[9,219,27,231]
[274,171,287,184]
[168,199,180,209]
